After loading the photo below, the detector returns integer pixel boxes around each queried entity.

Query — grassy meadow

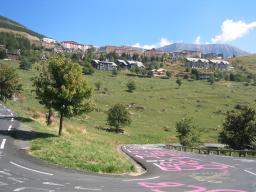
[2,59,256,173]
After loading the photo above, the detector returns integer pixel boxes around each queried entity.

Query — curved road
[0,104,256,192]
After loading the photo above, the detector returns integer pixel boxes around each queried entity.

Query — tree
[83,62,95,75]
[208,75,215,85]
[112,69,118,76]
[176,78,182,88]
[219,106,256,150]
[19,57,32,70]
[176,117,199,146]
[166,71,171,78]
[107,104,131,131]
[94,81,102,91]
[0,63,22,101]
[33,55,94,136]
[32,62,55,125]
[0,48,6,59]
[127,80,136,92]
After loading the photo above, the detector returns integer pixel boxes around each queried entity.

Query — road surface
[0,104,256,191]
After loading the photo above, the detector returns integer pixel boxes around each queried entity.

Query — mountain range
[157,43,248,58]
[0,15,249,58]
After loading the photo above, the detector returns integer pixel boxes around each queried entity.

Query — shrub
[176,117,200,146]
[127,80,136,92]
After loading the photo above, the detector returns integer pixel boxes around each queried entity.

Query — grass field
[2,59,256,173]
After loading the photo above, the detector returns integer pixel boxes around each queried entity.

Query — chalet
[185,58,209,69]
[144,49,165,58]
[126,60,145,69]
[61,41,91,52]
[172,50,202,59]
[185,58,232,70]
[116,59,129,69]
[152,68,166,77]
[92,60,117,71]
[97,46,144,56]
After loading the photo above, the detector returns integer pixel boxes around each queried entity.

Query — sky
[1,0,256,52]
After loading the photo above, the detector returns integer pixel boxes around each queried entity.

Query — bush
[107,104,131,131]
[176,117,200,146]
[127,80,136,92]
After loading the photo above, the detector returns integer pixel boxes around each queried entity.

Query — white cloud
[212,19,256,43]
[194,36,201,44]
[159,38,171,47]
[132,38,172,49]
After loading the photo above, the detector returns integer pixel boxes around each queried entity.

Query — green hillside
[231,54,256,74]
[0,15,44,39]
[3,59,256,173]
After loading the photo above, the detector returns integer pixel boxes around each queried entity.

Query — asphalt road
[0,104,256,192]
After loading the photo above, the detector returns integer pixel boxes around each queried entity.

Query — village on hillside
[1,36,234,80]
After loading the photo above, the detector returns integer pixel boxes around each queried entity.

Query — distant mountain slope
[158,43,248,58]
[0,15,45,40]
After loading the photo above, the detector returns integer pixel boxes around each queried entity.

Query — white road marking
[43,182,64,186]
[10,161,54,176]
[211,162,235,168]
[10,113,13,116]
[146,160,158,163]
[11,118,14,122]
[244,170,256,176]
[0,139,6,149]
[13,187,55,191]
[8,125,12,131]
[135,155,144,159]
[74,186,102,191]
[123,176,160,182]
[0,170,11,176]
[7,177,24,183]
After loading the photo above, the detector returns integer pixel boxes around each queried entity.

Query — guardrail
[165,144,256,158]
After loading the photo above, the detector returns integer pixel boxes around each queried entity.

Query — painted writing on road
[127,147,229,172]
[138,181,247,192]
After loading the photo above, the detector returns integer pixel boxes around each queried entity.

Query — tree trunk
[47,108,53,126]
[59,112,64,136]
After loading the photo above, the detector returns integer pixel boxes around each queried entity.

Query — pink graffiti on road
[153,160,228,172]
[127,148,229,172]
[138,181,247,192]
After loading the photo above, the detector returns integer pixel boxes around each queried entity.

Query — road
[0,104,256,191]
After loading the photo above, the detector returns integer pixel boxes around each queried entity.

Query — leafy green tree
[176,78,182,88]
[147,70,153,78]
[32,62,55,125]
[19,57,32,70]
[191,69,199,80]
[208,75,215,85]
[127,80,136,92]
[0,48,6,59]
[83,62,95,75]
[94,81,102,91]
[112,69,118,76]
[107,104,131,131]
[0,63,22,101]
[176,117,199,146]
[33,55,94,136]
[166,71,171,78]
[219,106,256,150]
